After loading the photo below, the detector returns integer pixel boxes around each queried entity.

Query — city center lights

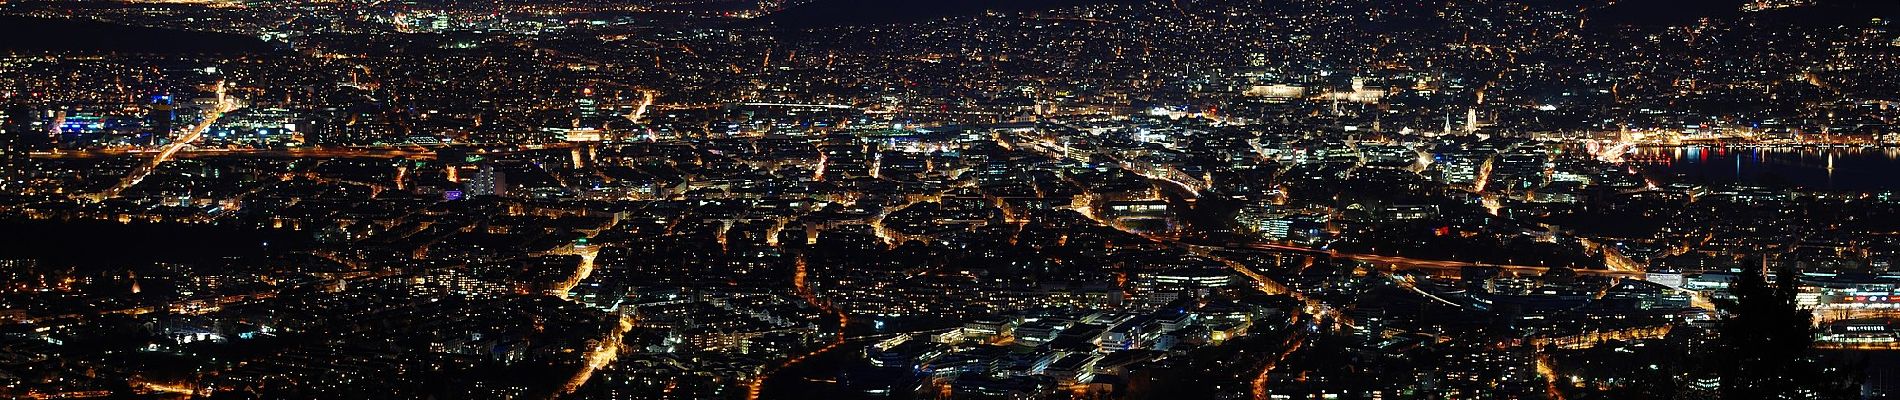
[0,0,1896,399]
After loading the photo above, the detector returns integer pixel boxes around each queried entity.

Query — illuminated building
[466,164,508,197]
[147,95,175,146]
[0,103,30,189]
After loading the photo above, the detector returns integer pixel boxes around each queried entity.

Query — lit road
[549,244,602,300]
[751,254,850,400]
[1016,128,1357,398]
[1251,325,1306,400]
[869,197,932,247]
[625,90,657,124]
[1061,189,1341,399]
[1536,352,1565,400]
[1213,241,1645,278]
[102,81,241,198]
[1004,127,1657,398]
[558,314,634,397]
[1006,129,1618,278]
[549,217,623,395]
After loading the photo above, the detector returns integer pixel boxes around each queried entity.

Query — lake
[1630,146,1900,192]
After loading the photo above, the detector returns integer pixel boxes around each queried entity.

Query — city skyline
[0,0,1896,399]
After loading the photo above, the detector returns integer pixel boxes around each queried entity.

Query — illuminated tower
[146,94,175,146]
[1465,108,1479,134]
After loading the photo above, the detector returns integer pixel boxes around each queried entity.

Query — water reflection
[1626,146,1900,191]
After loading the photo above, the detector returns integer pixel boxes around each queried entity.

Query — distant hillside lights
[1742,0,1816,12]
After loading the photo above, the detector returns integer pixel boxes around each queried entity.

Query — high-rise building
[146,95,175,146]
[1,103,43,190]
[11,105,56,151]
[466,164,507,197]
[575,96,599,119]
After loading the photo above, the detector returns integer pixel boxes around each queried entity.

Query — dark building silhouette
[146,94,175,146]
